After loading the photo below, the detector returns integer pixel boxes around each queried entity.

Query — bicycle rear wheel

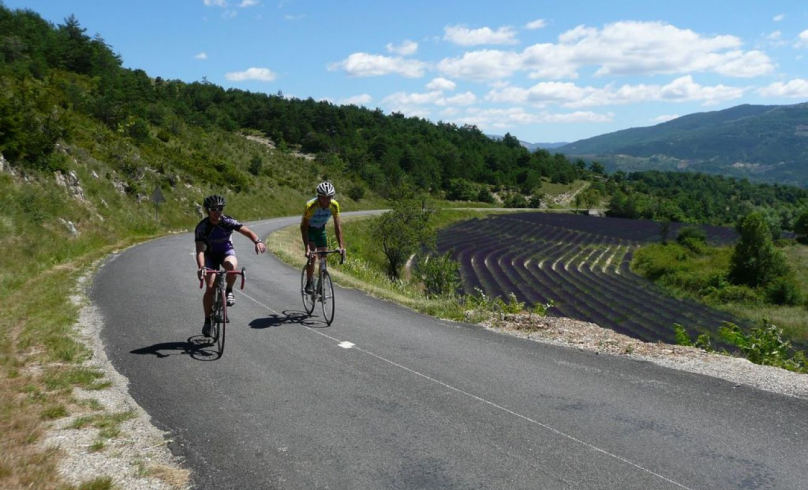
[320,270,335,325]
[301,265,315,315]
[212,290,226,357]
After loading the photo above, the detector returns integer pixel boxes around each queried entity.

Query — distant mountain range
[553,102,808,187]
[486,134,569,151]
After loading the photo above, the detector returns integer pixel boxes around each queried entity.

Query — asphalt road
[92,213,808,490]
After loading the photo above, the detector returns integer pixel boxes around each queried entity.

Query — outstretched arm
[238,226,266,254]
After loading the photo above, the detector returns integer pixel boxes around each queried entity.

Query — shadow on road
[130,336,224,361]
[249,310,330,329]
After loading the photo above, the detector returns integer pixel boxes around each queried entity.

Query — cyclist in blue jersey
[301,181,345,294]
[195,194,266,336]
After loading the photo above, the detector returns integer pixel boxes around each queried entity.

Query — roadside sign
[152,186,166,220]
[151,186,166,203]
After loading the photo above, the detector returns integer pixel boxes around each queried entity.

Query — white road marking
[238,285,695,490]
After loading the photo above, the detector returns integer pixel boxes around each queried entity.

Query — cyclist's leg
[306,241,316,283]
[202,254,220,334]
[306,226,327,287]
[223,253,238,289]
[223,253,237,306]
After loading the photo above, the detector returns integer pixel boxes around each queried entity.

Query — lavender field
[437,212,746,345]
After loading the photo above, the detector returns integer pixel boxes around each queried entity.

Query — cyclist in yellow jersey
[301,181,345,294]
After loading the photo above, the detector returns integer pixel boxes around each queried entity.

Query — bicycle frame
[198,267,246,356]
[302,250,343,324]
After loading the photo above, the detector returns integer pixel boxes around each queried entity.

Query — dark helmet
[203,194,226,209]
[316,181,336,197]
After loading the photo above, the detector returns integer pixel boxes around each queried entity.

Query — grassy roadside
[0,240,155,490]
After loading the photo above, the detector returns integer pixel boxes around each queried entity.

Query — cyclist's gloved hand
[198,267,206,281]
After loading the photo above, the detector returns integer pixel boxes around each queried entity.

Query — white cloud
[542,111,614,123]
[486,81,594,106]
[796,30,808,48]
[240,0,259,6]
[651,114,680,123]
[442,92,477,106]
[284,14,305,21]
[386,40,418,56]
[204,0,227,6]
[381,89,476,111]
[426,77,456,91]
[438,50,523,81]
[444,25,519,46]
[486,76,744,108]
[564,21,772,78]
[339,94,373,106]
[525,19,547,30]
[437,21,774,82]
[382,91,445,106]
[194,52,208,60]
[456,107,613,129]
[758,79,808,98]
[328,53,427,78]
[773,14,785,22]
[225,67,277,81]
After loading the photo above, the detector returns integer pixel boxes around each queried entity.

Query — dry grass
[145,464,191,489]
[0,248,188,490]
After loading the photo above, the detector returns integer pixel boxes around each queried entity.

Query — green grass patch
[632,241,808,350]
[68,410,136,440]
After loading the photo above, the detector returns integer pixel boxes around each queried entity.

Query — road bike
[301,250,344,325]
[199,267,246,357]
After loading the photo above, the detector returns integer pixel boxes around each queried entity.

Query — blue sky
[6,0,808,143]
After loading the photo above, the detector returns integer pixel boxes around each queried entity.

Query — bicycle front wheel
[212,290,226,357]
[301,265,315,315]
[320,270,335,325]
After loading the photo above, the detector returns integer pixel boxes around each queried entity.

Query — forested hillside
[2,3,808,249]
[558,102,808,187]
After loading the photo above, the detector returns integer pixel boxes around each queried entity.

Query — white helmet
[316,181,336,197]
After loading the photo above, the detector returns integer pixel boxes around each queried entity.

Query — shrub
[719,320,806,372]
[766,277,803,306]
[248,155,264,176]
[673,324,692,346]
[729,212,789,288]
[446,178,478,201]
[476,187,495,203]
[676,226,706,252]
[704,284,762,304]
[504,193,528,208]
[417,251,460,298]
[347,184,365,201]
[371,199,435,278]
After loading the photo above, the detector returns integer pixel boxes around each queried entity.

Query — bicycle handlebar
[307,249,345,265]
[198,267,246,290]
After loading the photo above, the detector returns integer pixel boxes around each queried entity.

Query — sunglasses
[207,207,224,212]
